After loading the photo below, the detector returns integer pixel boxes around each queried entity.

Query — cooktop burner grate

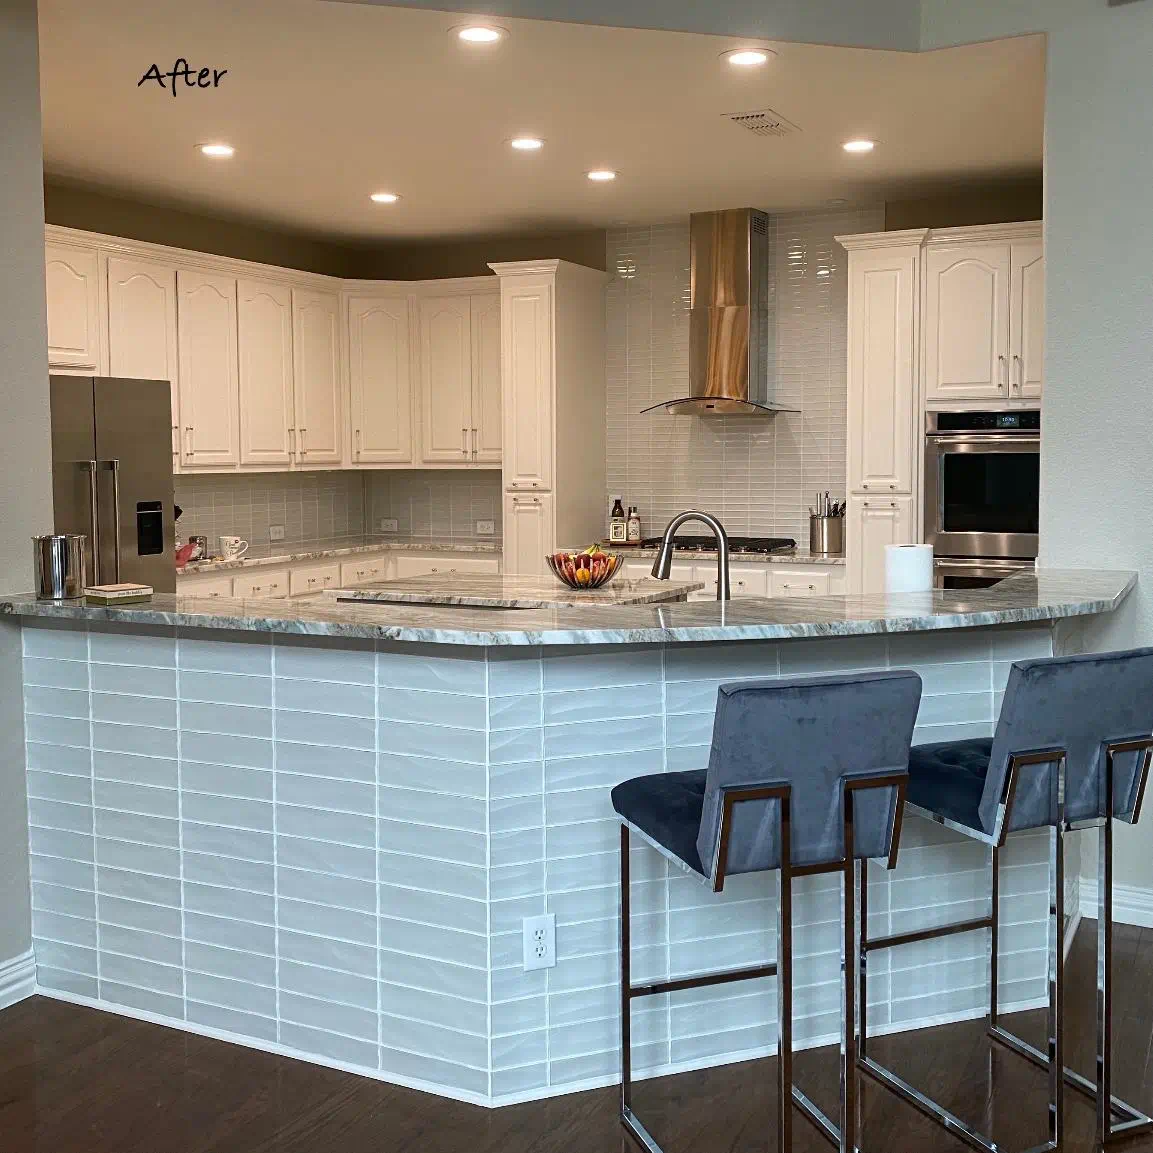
[638,535,797,554]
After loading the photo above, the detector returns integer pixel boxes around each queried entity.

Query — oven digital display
[942,453,1040,534]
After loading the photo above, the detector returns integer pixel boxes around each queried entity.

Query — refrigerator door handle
[104,459,123,583]
[83,460,100,585]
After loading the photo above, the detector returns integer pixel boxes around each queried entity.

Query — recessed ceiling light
[510,137,544,151]
[457,24,505,43]
[198,143,234,158]
[370,192,400,204]
[724,48,772,67]
[842,139,876,154]
[587,169,617,182]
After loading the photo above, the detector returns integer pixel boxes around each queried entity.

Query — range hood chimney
[641,208,796,417]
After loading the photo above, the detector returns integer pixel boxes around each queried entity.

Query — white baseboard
[1079,881,1153,927]
[0,948,36,1011]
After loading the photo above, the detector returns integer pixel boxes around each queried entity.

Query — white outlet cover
[522,912,556,971]
[476,519,496,536]
[378,518,399,533]
[268,525,286,542]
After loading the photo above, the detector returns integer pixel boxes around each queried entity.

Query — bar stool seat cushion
[907,737,992,834]
[611,770,707,876]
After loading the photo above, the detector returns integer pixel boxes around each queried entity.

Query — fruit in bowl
[546,544,623,590]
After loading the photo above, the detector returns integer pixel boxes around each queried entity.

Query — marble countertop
[1,569,1135,647]
[180,535,501,575]
[333,573,704,609]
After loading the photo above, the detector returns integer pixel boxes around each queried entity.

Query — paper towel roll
[884,543,934,593]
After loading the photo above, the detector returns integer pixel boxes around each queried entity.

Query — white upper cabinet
[106,256,179,465]
[1010,239,1044,400]
[348,294,413,465]
[471,293,502,463]
[501,278,554,490]
[924,242,1012,402]
[177,269,240,470]
[419,295,474,463]
[238,279,295,468]
[45,243,101,370]
[292,289,343,466]
[846,248,918,494]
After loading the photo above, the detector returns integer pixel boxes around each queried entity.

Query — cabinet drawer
[232,571,289,599]
[393,555,500,579]
[730,567,769,598]
[179,575,233,600]
[770,570,831,598]
[340,557,390,586]
[290,562,342,596]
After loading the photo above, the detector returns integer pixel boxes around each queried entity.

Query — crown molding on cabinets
[921,220,1042,246]
[835,228,929,252]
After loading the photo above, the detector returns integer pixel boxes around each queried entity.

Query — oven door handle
[925,433,1040,445]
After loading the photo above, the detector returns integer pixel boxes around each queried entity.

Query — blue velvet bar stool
[612,670,922,1153]
[858,648,1153,1153]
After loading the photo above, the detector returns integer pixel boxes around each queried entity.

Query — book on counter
[83,583,154,605]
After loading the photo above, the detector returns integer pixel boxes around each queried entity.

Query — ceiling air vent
[723,107,800,138]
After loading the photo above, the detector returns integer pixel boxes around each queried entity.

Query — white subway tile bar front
[22,620,1054,1106]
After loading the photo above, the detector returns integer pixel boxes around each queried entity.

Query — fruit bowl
[546,548,623,590]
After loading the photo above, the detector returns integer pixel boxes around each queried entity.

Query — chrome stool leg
[987,747,1153,1147]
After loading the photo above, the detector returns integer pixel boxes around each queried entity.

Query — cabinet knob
[862,483,869,490]
[888,484,895,490]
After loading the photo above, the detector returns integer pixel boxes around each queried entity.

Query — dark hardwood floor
[3,921,1152,1153]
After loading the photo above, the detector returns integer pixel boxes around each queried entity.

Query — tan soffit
[38,0,1044,241]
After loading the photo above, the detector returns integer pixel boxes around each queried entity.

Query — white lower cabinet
[771,570,832,598]
[340,557,391,586]
[231,569,290,599]
[623,559,844,600]
[179,575,233,600]
[289,562,341,596]
[847,494,916,595]
[503,491,555,578]
[392,554,501,579]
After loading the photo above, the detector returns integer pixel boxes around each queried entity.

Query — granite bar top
[180,535,501,575]
[1,570,1134,648]
[334,574,704,609]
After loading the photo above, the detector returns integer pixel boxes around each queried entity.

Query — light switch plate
[522,913,556,971]
[378,518,399,533]
[476,520,496,536]
[269,525,285,542]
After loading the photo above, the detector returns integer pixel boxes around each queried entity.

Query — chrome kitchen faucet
[651,511,730,600]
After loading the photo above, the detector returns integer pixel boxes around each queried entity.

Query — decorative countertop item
[547,548,621,589]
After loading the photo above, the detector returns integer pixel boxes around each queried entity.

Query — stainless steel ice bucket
[33,534,87,599]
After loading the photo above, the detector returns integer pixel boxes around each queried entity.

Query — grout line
[271,637,281,1043]
[175,627,187,1019]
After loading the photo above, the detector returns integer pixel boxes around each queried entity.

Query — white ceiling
[37,0,1045,241]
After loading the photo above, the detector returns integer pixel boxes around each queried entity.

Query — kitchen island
[1,569,1134,1105]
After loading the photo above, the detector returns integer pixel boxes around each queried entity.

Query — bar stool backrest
[979,647,1153,836]
[695,670,922,877]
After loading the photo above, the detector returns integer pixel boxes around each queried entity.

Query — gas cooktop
[638,535,797,555]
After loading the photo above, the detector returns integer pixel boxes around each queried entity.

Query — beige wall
[0,0,52,969]
[365,230,607,280]
[884,176,1043,230]
[44,179,374,277]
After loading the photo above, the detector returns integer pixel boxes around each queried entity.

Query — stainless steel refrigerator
[50,375,176,592]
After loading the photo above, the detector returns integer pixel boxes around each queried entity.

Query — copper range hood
[641,208,797,417]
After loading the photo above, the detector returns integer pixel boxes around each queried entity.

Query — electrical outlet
[268,525,285,542]
[522,913,556,971]
[476,519,496,536]
[378,518,399,533]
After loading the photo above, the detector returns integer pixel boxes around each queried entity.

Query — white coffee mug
[219,535,249,559]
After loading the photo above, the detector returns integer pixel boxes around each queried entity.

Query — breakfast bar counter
[1,568,1135,1106]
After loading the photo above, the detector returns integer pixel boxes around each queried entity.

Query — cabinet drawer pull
[472,428,478,457]
[355,429,362,458]
[185,426,194,457]
[998,354,1007,390]
[1013,353,1023,392]
[862,483,869,490]
[299,428,308,456]
[461,428,468,456]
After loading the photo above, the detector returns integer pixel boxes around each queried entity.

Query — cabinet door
[178,575,234,600]
[177,270,240,470]
[419,295,473,464]
[292,290,343,466]
[694,564,769,599]
[289,562,341,596]
[232,570,290,599]
[924,243,1011,401]
[503,491,554,577]
[847,495,915,595]
[847,250,917,494]
[340,557,390,586]
[45,243,101,369]
[770,570,831,598]
[348,295,412,465]
[1010,240,1044,400]
[238,279,294,468]
[470,293,502,463]
[502,280,554,489]
[106,256,179,467]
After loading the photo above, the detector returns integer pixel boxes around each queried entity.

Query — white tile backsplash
[368,470,502,541]
[605,206,884,543]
